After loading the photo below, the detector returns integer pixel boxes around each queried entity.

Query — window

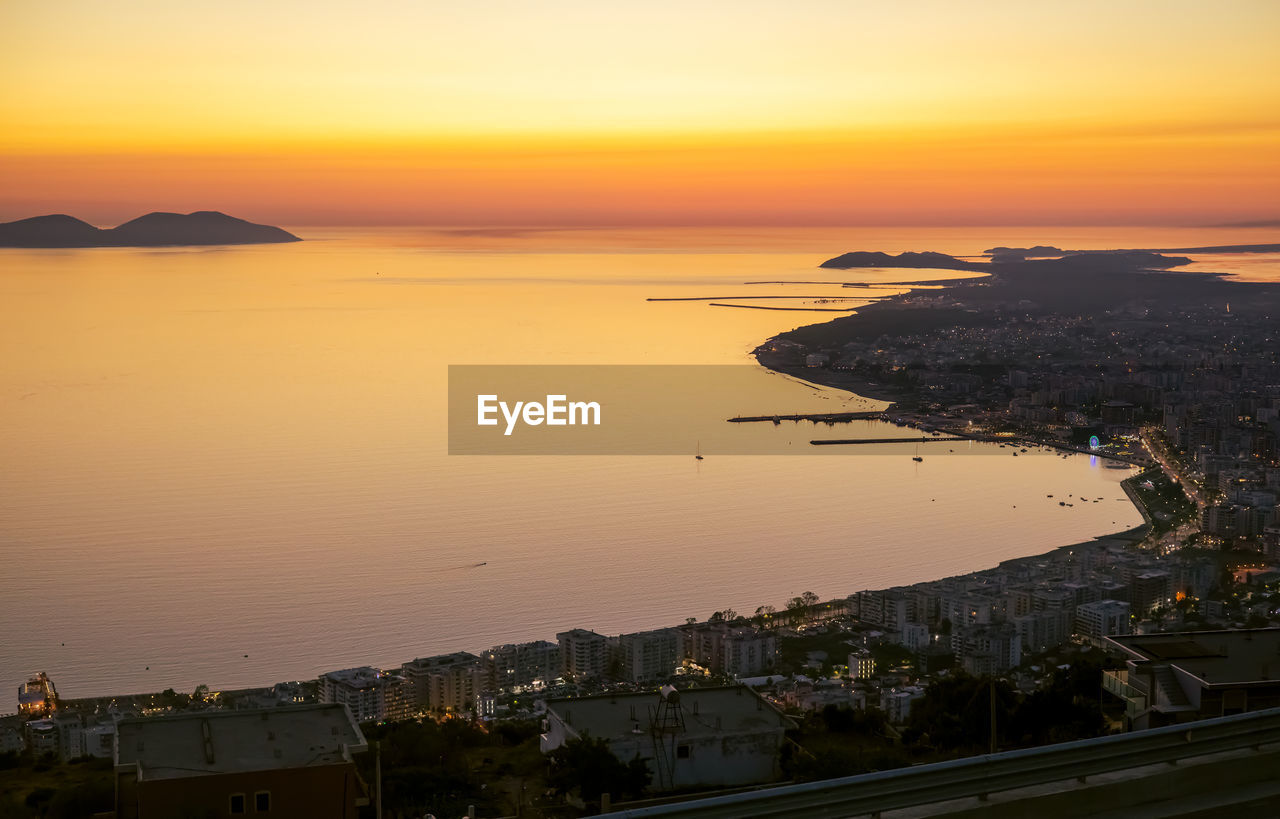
[676,744,690,759]
[255,791,271,812]
[229,794,246,814]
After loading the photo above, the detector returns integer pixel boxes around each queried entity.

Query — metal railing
[603,706,1280,818]
[1102,668,1147,718]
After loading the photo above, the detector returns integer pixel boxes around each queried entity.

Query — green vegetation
[355,718,539,819]
[546,735,650,809]
[0,754,113,819]
[904,661,1108,752]
[784,707,920,782]
[777,629,858,676]
[1125,467,1196,537]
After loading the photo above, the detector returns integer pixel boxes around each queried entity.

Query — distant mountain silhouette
[819,248,1195,274]
[819,251,981,270]
[0,211,301,247]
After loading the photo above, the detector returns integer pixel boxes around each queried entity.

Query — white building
[952,624,1022,675]
[880,686,926,724]
[847,651,876,680]
[26,718,57,756]
[81,720,115,759]
[540,686,794,792]
[402,652,483,715]
[1076,599,1132,639]
[485,640,560,692]
[318,666,386,723]
[720,628,778,677]
[557,629,609,681]
[899,622,931,653]
[615,629,683,683]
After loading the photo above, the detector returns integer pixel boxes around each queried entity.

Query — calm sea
[2,225,1275,698]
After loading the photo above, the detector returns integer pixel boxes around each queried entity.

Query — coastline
[750,257,1159,548]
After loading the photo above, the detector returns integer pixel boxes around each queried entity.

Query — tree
[908,674,1017,751]
[547,736,650,805]
[754,605,777,627]
[786,591,821,623]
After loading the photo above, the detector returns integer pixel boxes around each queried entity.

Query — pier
[810,436,963,445]
[728,411,884,424]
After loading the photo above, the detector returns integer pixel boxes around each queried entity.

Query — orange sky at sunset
[2,0,1278,226]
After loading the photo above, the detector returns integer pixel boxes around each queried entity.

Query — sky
[2,0,1278,226]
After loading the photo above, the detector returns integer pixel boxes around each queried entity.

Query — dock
[728,411,884,424]
[810,436,964,445]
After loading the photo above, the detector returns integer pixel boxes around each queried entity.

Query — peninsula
[0,210,301,248]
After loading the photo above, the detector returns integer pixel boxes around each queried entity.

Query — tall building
[952,624,1022,675]
[401,652,483,714]
[1013,608,1073,653]
[557,629,609,681]
[614,628,682,683]
[1075,599,1131,639]
[484,640,560,692]
[1130,572,1172,615]
[720,628,777,677]
[318,667,384,724]
[683,623,778,677]
[318,666,413,724]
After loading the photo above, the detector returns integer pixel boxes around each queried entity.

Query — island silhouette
[0,211,301,247]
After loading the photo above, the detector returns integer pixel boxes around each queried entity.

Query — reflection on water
[5,225,1267,695]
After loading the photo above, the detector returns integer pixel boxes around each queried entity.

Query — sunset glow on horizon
[3,0,1278,226]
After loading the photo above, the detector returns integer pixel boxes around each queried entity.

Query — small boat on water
[695,442,704,461]
[912,444,923,463]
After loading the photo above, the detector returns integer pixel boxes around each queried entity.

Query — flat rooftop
[116,703,367,781]
[546,686,793,742]
[1107,628,1280,686]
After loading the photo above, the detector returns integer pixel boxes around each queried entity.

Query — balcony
[1103,668,1147,718]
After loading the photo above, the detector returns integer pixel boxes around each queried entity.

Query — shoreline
[37,243,1236,703]
[750,257,1159,554]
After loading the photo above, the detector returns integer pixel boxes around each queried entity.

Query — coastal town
[6,246,1280,817]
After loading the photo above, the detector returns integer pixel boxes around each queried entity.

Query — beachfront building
[557,628,609,681]
[614,628,683,683]
[484,640,560,692]
[683,622,776,676]
[401,652,483,715]
[318,666,412,723]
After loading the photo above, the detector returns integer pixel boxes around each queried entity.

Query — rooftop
[321,666,381,687]
[1106,628,1280,687]
[545,686,794,743]
[403,651,480,670]
[115,704,367,781]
